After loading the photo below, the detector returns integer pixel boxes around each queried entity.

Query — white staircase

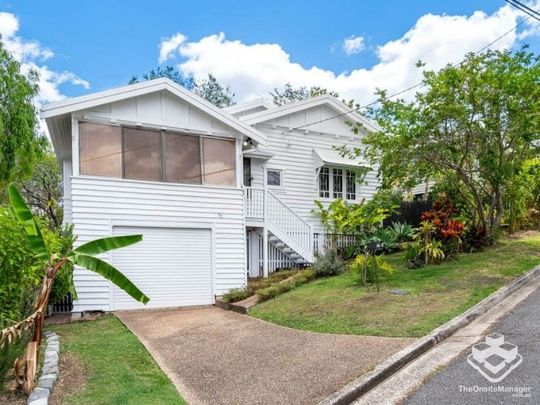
[245,188,314,269]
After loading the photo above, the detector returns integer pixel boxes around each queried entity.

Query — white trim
[239,94,379,132]
[224,98,274,115]
[318,166,357,202]
[41,78,267,147]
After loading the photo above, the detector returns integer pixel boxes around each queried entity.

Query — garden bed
[250,231,540,337]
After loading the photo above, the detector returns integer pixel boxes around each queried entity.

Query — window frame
[318,166,357,201]
[265,168,284,189]
[78,121,238,188]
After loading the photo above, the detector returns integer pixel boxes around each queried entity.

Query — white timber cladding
[111,226,213,310]
[70,177,246,311]
[251,104,380,234]
[65,90,247,312]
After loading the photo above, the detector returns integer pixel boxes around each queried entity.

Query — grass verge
[250,231,540,337]
[48,315,185,405]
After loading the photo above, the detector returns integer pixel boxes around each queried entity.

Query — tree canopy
[0,42,46,190]
[269,83,339,106]
[358,48,540,240]
[129,66,235,107]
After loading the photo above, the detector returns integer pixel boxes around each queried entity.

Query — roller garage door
[111,226,213,310]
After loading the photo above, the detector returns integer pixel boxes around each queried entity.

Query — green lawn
[250,232,540,337]
[49,315,185,405]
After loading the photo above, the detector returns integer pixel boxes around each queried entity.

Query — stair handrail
[265,189,312,254]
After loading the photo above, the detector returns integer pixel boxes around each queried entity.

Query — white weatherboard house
[41,78,380,312]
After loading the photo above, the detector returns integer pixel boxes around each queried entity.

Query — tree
[129,65,194,89]
[0,42,47,190]
[270,83,339,106]
[4,184,149,392]
[129,67,235,107]
[193,73,235,107]
[358,48,540,242]
[20,150,63,229]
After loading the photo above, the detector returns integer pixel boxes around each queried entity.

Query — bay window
[79,122,236,187]
[318,166,356,200]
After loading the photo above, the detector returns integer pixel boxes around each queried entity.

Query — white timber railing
[244,187,265,219]
[244,187,313,258]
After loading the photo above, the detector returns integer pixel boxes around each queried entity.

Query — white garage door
[112,226,213,310]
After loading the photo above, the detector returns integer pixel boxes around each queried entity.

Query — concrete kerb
[27,331,61,405]
[319,264,540,405]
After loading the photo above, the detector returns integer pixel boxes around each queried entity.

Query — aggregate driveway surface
[116,307,414,405]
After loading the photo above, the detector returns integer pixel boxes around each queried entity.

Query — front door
[243,157,252,187]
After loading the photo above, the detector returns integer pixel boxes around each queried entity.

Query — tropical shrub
[312,248,346,277]
[2,185,149,390]
[388,221,416,243]
[420,199,464,257]
[0,207,43,330]
[350,253,394,292]
[411,221,445,266]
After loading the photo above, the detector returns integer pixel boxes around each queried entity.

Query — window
[346,170,356,200]
[123,127,162,181]
[318,166,357,200]
[202,137,236,186]
[333,168,343,198]
[164,133,201,184]
[243,158,252,187]
[319,167,329,198]
[78,122,236,187]
[79,122,122,177]
[266,169,282,187]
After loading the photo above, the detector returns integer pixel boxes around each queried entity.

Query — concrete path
[353,275,540,405]
[407,283,540,405]
[116,307,413,405]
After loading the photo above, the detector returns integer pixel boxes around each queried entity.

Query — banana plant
[8,184,149,304]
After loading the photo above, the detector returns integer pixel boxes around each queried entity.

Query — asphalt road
[406,285,540,405]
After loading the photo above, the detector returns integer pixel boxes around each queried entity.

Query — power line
[292,10,533,131]
[506,0,540,20]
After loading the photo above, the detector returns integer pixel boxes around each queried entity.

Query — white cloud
[158,32,186,63]
[342,35,365,55]
[0,11,88,105]
[161,3,540,105]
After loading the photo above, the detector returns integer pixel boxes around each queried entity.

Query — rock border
[319,264,540,405]
[27,331,60,405]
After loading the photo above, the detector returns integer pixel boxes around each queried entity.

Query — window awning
[313,148,368,168]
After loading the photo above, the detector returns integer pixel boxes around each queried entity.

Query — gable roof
[223,98,274,115]
[41,78,267,147]
[238,94,379,133]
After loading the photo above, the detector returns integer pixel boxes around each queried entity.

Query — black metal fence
[52,292,73,313]
[385,200,433,227]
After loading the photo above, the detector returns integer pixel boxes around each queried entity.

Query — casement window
[319,167,330,198]
[266,169,283,187]
[318,166,356,200]
[346,170,356,200]
[79,122,236,186]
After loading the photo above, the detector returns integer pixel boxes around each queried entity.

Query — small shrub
[257,269,316,301]
[222,288,251,303]
[350,253,394,291]
[312,248,346,277]
[389,221,416,243]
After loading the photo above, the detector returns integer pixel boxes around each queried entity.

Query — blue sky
[1,1,539,105]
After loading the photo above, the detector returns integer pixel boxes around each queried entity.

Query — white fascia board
[40,78,267,147]
[224,98,274,115]
[240,94,379,133]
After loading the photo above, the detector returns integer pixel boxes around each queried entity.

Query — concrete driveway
[116,307,414,405]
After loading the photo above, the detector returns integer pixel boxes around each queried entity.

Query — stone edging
[319,264,540,405]
[27,331,60,405]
